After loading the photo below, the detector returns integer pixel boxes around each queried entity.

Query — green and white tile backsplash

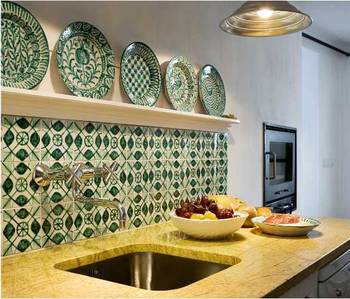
[1,115,228,256]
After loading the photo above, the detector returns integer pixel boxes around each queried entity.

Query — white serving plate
[252,216,320,237]
[169,211,247,239]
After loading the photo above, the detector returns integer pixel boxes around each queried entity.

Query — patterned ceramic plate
[1,1,49,89]
[165,56,198,112]
[56,21,115,99]
[252,216,320,237]
[120,42,161,106]
[198,65,226,116]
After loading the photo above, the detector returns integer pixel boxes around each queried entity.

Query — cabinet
[281,271,318,298]
[281,249,350,298]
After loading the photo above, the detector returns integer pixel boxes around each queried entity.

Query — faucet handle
[66,163,84,188]
[33,163,70,187]
[103,162,119,184]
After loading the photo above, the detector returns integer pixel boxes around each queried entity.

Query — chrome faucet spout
[113,198,127,230]
[32,162,128,230]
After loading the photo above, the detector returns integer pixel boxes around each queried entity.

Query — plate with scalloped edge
[252,216,320,236]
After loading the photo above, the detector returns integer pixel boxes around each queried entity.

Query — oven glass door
[264,130,296,203]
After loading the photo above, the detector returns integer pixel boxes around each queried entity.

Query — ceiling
[293,1,350,53]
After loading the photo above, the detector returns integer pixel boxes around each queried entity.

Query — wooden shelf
[1,87,240,132]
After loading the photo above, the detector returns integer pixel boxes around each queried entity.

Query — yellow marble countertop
[2,217,350,298]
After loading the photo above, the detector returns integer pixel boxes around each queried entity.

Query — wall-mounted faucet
[33,162,127,230]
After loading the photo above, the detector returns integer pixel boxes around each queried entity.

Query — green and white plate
[1,1,49,89]
[252,216,320,237]
[198,65,226,116]
[165,56,198,112]
[56,21,115,99]
[120,42,161,106]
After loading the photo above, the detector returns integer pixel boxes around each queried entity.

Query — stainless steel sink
[67,251,230,290]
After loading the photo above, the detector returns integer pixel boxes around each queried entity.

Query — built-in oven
[263,123,297,213]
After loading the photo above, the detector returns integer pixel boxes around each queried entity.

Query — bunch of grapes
[175,195,235,219]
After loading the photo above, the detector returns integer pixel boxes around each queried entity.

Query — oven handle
[265,152,277,180]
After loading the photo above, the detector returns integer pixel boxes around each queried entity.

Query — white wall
[300,38,349,217]
[226,36,302,206]
[339,60,350,218]
[300,44,321,217]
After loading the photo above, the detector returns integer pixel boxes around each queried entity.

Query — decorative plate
[252,216,320,237]
[165,56,198,112]
[120,42,161,106]
[1,1,49,89]
[198,65,226,116]
[56,21,115,99]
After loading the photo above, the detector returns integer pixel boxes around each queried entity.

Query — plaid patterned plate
[120,42,161,106]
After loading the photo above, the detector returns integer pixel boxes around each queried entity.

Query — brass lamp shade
[220,1,312,37]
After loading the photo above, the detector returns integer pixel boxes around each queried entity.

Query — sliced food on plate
[264,214,300,224]
[252,213,320,237]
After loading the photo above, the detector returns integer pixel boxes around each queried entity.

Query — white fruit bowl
[169,211,248,239]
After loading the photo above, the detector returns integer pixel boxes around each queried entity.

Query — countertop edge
[264,239,350,297]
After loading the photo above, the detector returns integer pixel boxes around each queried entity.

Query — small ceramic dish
[252,216,320,237]
[169,211,247,239]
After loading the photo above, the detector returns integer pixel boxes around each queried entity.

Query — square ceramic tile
[73,202,103,240]
[41,202,74,247]
[101,124,129,161]
[2,161,41,209]
[80,160,103,198]
[149,159,167,193]
[69,121,103,162]
[166,159,186,190]
[216,159,228,192]
[122,127,136,161]
[2,116,41,163]
[146,191,174,225]
[128,126,148,161]
[41,119,74,162]
[146,127,169,160]
[215,133,228,160]
[2,206,41,256]
[124,160,149,194]
[127,193,149,229]
[40,161,72,205]
[99,207,121,234]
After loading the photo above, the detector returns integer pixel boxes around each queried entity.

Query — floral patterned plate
[198,65,226,116]
[165,56,198,112]
[56,21,115,99]
[120,42,161,106]
[1,1,49,89]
